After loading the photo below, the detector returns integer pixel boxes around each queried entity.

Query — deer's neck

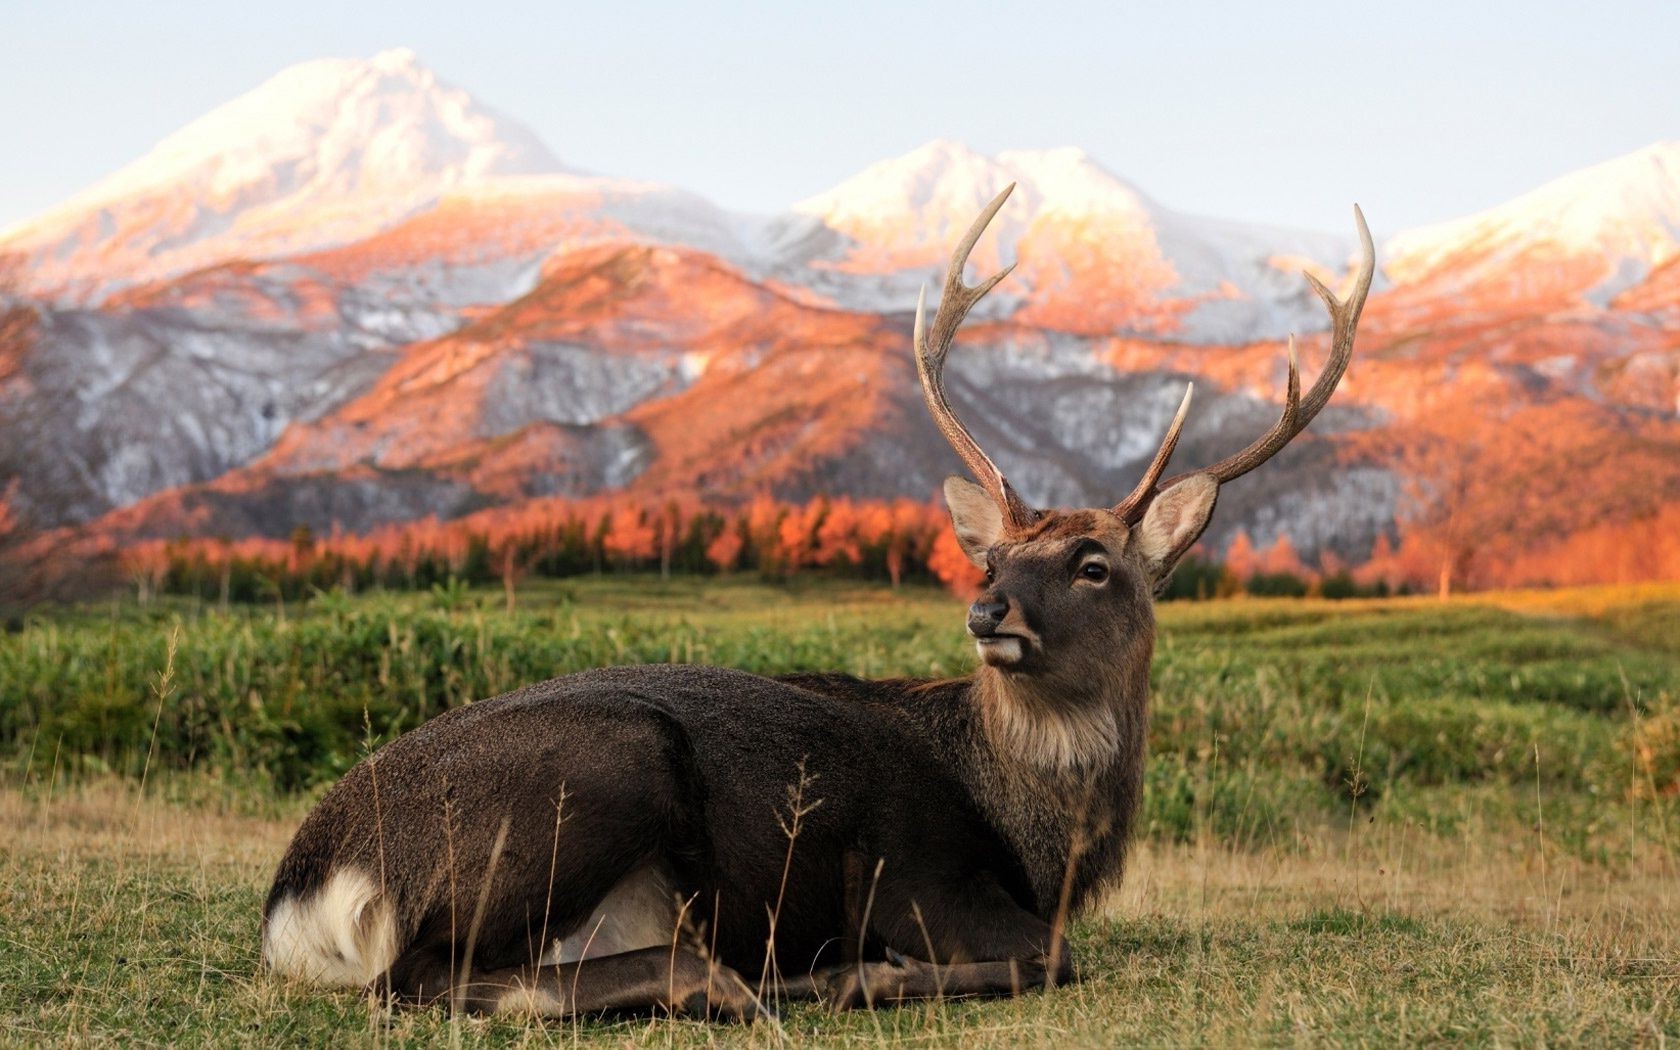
[956,656,1153,915]
[972,670,1129,771]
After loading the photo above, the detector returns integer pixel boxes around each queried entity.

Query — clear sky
[3,0,1676,235]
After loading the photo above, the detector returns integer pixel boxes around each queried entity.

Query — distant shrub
[1245,571,1309,598]
[1159,556,1230,602]
[1319,571,1386,600]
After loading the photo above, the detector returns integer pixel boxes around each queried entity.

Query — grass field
[3,577,1679,1045]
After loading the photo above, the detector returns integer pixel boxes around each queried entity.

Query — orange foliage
[775,502,822,575]
[927,529,983,597]
[815,499,863,567]
[1222,531,1257,581]
[601,503,657,565]
[705,523,743,573]
[123,493,963,595]
[1257,534,1306,577]
[1350,391,1680,594]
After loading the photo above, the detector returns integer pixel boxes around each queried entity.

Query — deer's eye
[984,560,996,584]
[1079,562,1109,584]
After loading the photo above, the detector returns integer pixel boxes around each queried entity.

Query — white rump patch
[541,865,680,965]
[263,868,399,987]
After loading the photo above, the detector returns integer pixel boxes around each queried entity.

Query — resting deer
[262,186,1374,1019]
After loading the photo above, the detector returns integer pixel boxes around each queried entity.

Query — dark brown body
[264,659,1147,1010]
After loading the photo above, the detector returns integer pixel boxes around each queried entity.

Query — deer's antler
[914,184,1038,530]
[1115,205,1375,523]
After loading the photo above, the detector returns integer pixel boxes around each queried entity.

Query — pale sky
[3,0,1676,235]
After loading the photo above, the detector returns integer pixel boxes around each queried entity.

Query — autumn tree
[744,496,786,576]
[861,500,931,589]
[705,518,744,574]
[127,542,171,608]
[602,503,657,568]
[651,498,696,581]
[1257,534,1306,578]
[774,501,822,577]
[1222,530,1258,584]
[814,498,863,569]
[927,528,983,596]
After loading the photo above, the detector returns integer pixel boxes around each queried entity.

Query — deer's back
[265,663,1030,979]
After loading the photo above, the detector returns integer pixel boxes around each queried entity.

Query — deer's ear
[943,476,1003,568]
[1134,473,1218,591]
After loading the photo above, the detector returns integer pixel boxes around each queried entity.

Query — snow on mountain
[1616,254,1680,322]
[1385,141,1680,307]
[790,140,1047,271]
[0,298,406,526]
[783,140,1354,341]
[280,172,770,312]
[0,48,563,301]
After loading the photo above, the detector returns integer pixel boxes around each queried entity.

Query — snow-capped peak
[993,146,1155,216]
[63,48,560,209]
[1386,140,1680,299]
[793,139,1028,246]
[792,139,1155,249]
[787,139,1351,341]
[0,49,564,299]
[371,46,423,71]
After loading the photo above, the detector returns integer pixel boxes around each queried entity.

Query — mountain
[783,140,1356,342]
[1384,141,1680,312]
[0,48,561,301]
[2,50,1677,594]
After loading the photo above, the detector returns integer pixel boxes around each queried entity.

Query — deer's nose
[967,599,1009,637]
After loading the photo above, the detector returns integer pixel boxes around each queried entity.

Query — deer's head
[919,187,1374,703]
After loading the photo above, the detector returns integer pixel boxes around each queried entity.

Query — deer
[261,185,1374,1021]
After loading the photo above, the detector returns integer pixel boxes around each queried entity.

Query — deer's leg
[814,954,1052,1009]
[789,868,1074,1009]
[386,944,765,1020]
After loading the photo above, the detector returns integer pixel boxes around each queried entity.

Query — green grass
[3,577,1679,1045]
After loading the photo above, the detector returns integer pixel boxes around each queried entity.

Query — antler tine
[1294,203,1373,425]
[1112,383,1194,522]
[1126,205,1374,517]
[915,183,1037,529]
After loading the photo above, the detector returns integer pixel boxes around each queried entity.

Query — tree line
[125,494,1404,608]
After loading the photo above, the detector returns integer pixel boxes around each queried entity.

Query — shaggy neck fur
[953,621,1156,914]
[972,669,1123,772]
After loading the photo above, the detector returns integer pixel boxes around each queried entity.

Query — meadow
[2,577,1678,1046]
